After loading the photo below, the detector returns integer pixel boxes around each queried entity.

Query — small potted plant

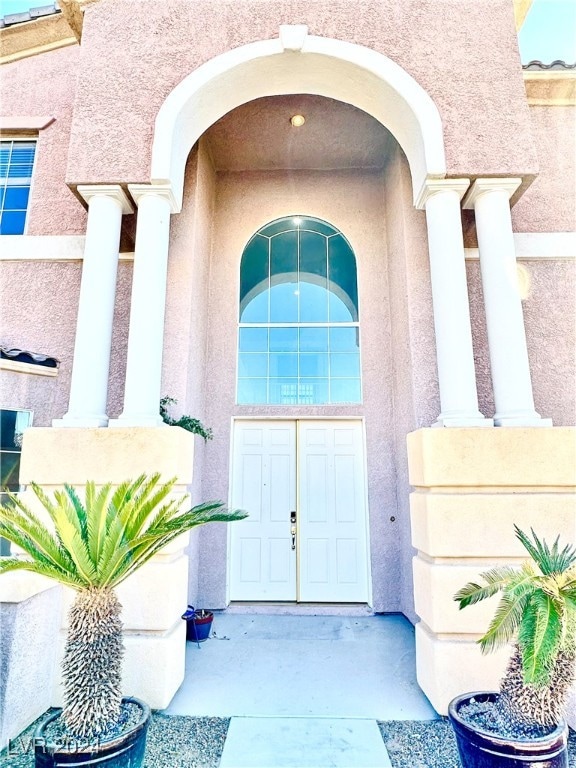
[181,605,214,645]
[159,396,213,441]
[450,525,576,768]
[0,474,247,767]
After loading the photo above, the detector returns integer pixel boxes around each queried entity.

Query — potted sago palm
[450,525,576,768]
[0,474,247,767]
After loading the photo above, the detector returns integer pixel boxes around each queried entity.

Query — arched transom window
[237,216,361,405]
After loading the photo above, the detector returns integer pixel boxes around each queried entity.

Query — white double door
[229,420,370,602]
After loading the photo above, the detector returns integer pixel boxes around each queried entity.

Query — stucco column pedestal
[0,575,61,751]
[408,427,576,715]
[416,180,492,427]
[463,179,551,426]
[19,426,196,709]
[110,185,177,428]
[54,186,133,428]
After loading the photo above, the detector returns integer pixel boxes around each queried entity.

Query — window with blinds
[0,140,36,235]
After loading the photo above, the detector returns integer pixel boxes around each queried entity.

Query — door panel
[298,421,369,602]
[229,422,297,600]
[229,420,369,602]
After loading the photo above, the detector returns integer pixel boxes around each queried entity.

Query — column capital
[77,184,134,214]
[415,178,470,210]
[462,178,522,209]
[128,183,180,213]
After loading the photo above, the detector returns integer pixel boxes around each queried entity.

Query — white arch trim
[151,26,446,212]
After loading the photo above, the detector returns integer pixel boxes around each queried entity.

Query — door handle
[290,511,296,550]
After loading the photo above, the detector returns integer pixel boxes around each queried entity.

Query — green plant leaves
[0,475,247,591]
[519,590,563,685]
[454,527,576,698]
[514,525,576,576]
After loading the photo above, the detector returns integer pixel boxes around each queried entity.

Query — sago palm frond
[515,525,576,576]
[455,526,576,730]
[0,556,85,588]
[0,502,77,576]
[0,475,247,590]
[99,500,245,588]
[454,565,520,608]
[479,590,533,654]
[518,590,563,685]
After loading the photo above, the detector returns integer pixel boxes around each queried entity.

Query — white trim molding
[0,235,134,261]
[465,232,576,260]
[0,359,58,377]
[77,184,134,215]
[151,27,447,211]
[463,178,522,208]
[1,234,572,264]
[128,183,179,213]
[0,116,55,133]
[415,178,470,210]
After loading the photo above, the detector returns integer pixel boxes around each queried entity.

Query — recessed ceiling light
[290,114,306,127]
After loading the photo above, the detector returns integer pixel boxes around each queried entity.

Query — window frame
[236,216,363,406]
[0,136,38,236]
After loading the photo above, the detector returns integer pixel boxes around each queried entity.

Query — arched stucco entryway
[103,25,488,433]
[151,26,447,211]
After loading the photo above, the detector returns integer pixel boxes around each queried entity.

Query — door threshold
[226,602,374,616]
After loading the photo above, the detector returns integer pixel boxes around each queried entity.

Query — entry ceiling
[204,95,395,172]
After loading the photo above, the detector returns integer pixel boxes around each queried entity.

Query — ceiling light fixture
[290,114,306,127]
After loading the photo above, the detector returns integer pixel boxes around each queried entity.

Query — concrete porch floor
[165,613,438,721]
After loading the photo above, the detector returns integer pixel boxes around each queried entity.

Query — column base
[494,416,553,427]
[433,415,493,427]
[109,415,166,427]
[408,426,576,713]
[53,415,108,428]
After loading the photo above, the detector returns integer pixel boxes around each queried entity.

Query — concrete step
[219,717,393,768]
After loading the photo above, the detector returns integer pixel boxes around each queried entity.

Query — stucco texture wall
[65,0,537,187]
[0,261,132,424]
[0,45,86,235]
[161,138,216,603]
[384,144,439,622]
[468,258,576,427]
[512,105,576,233]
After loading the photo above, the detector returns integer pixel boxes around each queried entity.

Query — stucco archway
[151,25,447,211]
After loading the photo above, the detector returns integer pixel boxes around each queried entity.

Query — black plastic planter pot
[34,697,151,768]
[448,692,568,768]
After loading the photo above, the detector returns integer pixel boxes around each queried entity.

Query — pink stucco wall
[468,257,576,427]
[0,260,132,425]
[160,139,217,603]
[1,46,86,235]
[65,0,537,186]
[512,105,576,232]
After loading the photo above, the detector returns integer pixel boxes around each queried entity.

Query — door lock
[290,511,297,550]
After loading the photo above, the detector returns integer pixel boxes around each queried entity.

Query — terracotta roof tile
[523,60,576,70]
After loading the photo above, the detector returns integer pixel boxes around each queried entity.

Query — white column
[54,186,133,428]
[463,179,551,426]
[110,185,176,427]
[416,179,492,427]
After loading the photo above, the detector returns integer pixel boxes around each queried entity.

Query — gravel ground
[2,714,574,767]
[379,720,576,768]
[0,713,229,768]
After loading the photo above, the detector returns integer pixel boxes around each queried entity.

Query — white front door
[229,420,369,602]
